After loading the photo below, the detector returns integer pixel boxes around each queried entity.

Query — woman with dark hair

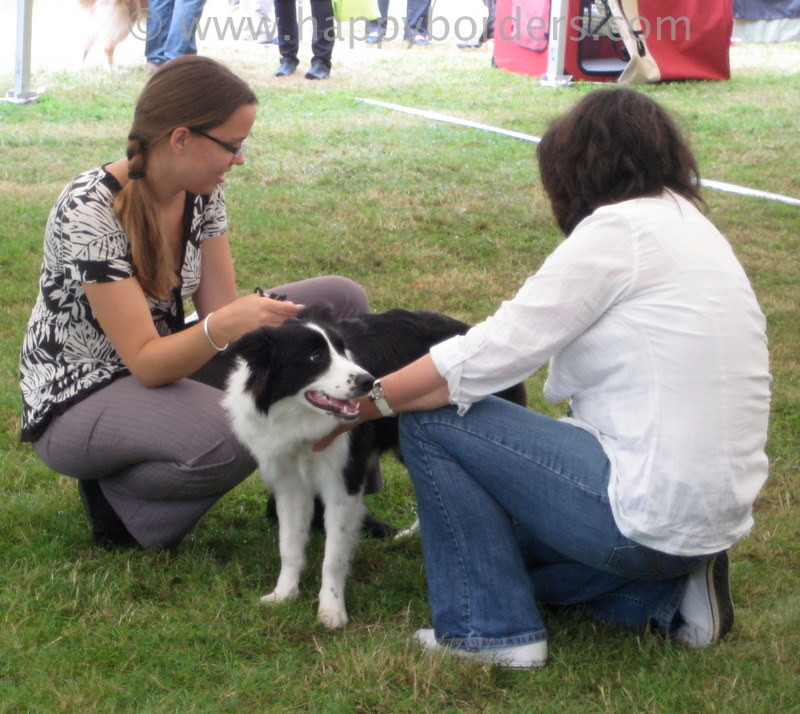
[317,88,771,667]
[19,56,377,550]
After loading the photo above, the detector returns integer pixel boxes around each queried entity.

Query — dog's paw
[318,604,348,629]
[260,586,299,604]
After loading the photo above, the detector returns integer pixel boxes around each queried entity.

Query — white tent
[734,0,800,42]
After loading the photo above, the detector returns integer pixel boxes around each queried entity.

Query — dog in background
[79,0,147,71]
[223,306,526,629]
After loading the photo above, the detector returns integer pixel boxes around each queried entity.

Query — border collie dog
[223,305,525,629]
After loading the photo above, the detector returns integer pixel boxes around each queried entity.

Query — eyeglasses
[190,128,247,156]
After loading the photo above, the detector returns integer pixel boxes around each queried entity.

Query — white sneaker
[414,628,548,669]
[674,553,735,648]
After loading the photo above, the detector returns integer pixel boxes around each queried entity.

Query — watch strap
[369,379,397,417]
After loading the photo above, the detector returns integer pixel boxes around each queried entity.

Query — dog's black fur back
[334,307,527,456]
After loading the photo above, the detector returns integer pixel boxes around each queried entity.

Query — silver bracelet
[203,312,229,352]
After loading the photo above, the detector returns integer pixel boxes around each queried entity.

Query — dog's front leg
[316,487,367,629]
[260,479,314,605]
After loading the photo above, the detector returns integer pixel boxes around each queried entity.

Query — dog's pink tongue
[306,391,359,419]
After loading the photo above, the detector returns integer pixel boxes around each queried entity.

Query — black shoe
[457,40,484,49]
[305,61,330,80]
[77,480,140,550]
[275,59,298,77]
[265,493,396,538]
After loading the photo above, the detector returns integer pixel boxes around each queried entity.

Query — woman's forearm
[312,353,451,452]
[380,353,451,414]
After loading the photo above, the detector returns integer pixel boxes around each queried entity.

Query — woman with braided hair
[19,56,377,549]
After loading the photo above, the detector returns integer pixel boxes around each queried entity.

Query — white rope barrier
[358,98,800,208]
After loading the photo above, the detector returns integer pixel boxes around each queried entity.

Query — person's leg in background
[145,0,175,67]
[404,0,430,43]
[274,0,300,74]
[305,0,335,79]
[365,0,390,44]
[162,0,209,60]
[482,0,495,42]
[252,0,278,43]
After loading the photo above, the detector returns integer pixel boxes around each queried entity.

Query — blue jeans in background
[399,397,706,649]
[146,0,209,64]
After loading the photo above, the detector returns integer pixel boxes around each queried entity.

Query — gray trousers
[34,276,373,549]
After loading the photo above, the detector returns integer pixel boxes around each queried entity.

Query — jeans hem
[650,578,687,636]
[439,631,548,650]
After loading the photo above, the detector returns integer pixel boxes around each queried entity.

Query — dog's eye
[309,351,322,363]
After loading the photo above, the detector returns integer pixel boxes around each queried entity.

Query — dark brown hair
[114,55,258,299]
[537,88,704,235]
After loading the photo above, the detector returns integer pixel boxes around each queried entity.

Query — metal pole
[540,0,572,87]
[4,0,42,104]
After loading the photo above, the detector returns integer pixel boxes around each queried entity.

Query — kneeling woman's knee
[329,275,370,318]
[397,410,445,465]
[182,436,257,492]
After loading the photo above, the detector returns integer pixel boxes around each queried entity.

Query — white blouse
[430,192,771,556]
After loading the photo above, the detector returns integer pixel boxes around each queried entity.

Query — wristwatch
[368,379,397,417]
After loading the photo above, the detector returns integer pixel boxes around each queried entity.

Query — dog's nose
[353,372,374,393]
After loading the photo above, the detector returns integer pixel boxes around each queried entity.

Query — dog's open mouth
[305,391,360,421]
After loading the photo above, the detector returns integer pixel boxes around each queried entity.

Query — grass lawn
[1,3,799,710]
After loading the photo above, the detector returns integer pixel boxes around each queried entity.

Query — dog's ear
[297,302,336,324]
[228,327,275,367]
[228,328,278,404]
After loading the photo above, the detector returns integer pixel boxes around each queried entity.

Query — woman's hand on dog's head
[211,294,304,346]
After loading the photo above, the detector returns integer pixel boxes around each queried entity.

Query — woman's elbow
[134,374,168,389]
[123,342,179,389]
[129,365,173,390]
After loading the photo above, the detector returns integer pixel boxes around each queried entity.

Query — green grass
[1,18,799,713]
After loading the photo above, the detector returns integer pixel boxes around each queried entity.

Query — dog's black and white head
[225,305,375,426]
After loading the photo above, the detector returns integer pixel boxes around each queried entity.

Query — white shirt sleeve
[431,209,637,413]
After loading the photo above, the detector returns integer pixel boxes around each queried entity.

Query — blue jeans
[367,0,431,40]
[399,397,705,649]
[146,0,208,64]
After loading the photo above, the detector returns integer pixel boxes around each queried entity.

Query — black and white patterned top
[19,166,227,442]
